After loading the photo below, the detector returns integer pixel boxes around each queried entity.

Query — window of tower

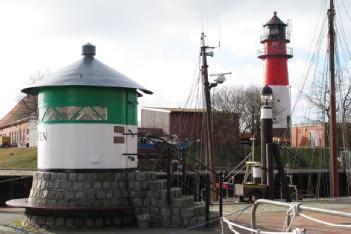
[39,106,107,122]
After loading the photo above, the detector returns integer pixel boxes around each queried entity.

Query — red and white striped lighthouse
[258,11,293,137]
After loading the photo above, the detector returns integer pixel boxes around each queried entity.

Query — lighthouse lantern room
[258,12,293,136]
[22,43,152,170]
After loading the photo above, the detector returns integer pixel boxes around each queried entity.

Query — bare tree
[305,69,351,148]
[305,76,330,121]
[242,85,261,136]
[17,71,50,119]
[212,86,244,113]
[213,85,261,137]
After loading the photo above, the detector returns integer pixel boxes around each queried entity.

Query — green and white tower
[22,43,152,171]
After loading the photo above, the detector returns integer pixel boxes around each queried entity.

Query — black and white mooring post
[260,86,273,197]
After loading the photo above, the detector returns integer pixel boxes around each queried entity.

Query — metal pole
[260,106,273,185]
[328,0,339,197]
[182,155,186,194]
[272,144,292,202]
[166,151,171,204]
[201,32,213,169]
[205,174,210,228]
[219,171,223,217]
[266,143,274,199]
[201,32,217,200]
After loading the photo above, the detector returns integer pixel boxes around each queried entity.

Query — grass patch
[0,147,37,170]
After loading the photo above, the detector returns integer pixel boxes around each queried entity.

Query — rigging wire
[335,0,351,195]
[340,0,351,22]
[278,0,333,197]
[291,8,327,117]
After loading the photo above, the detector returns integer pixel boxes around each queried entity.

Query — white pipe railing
[251,199,351,232]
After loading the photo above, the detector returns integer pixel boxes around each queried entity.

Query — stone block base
[23,213,133,229]
[24,171,209,229]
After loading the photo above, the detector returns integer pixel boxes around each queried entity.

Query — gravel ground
[1,198,351,233]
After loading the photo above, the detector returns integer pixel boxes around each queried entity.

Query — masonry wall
[24,171,205,229]
[291,123,325,147]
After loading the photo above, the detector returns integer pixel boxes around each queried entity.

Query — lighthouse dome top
[21,43,153,95]
[264,11,287,27]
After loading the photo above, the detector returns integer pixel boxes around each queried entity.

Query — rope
[281,201,351,231]
[222,217,255,233]
[224,152,251,180]
[0,175,32,183]
[282,202,301,232]
[222,217,305,234]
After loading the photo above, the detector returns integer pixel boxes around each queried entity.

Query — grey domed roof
[22,43,153,95]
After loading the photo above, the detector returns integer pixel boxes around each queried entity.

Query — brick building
[0,96,38,147]
[291,123,325,147]
[140,107,240,145]
[291,122,351,148]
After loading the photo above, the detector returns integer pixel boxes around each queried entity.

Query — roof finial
[274,11,277,16]
[82,43,96,57]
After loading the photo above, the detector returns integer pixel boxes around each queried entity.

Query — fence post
[205,173,210,228]
[182,154,186,194]
[219,171,223,217]
[166,150,171,204]
[266,143,274,199]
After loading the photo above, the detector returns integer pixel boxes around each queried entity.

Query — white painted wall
[140,108,170,134]
[37,123,137,169]
[270,85,291,129]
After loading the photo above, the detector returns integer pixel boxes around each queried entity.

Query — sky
[0,0,350,123]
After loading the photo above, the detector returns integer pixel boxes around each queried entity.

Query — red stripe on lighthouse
[263,40,289,86]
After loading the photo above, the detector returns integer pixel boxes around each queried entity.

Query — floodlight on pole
[209,72,231,89]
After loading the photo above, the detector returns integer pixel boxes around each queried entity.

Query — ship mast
[328,0,339,197]
[200,32,215,172]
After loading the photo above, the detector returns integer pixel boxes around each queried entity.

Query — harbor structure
[17,43,155,227]
[8,43,208,229]
[22,43,151,170]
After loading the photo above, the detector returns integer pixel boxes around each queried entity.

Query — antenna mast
[200,32,215,172]
[328,0,339,197]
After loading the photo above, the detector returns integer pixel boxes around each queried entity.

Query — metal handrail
[251,199,351,231]
[257,47,293,58]
[151,139,219,194]
[141,133,225,225]
[138,151,208,201]
[145,134,218,175]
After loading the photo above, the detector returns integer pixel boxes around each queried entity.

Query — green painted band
[38,86,137,125]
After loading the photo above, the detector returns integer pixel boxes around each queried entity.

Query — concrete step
[148,179,167,191]
[194,201,206,217]
[169,187,182,199]
[171,195,194,208]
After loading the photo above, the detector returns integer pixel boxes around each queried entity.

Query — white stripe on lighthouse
[270,85,291,128]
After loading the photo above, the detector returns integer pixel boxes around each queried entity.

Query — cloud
[1,0,350,123]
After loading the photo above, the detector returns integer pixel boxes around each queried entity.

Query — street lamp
[261,85,273,106]
[260,85,274,198]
